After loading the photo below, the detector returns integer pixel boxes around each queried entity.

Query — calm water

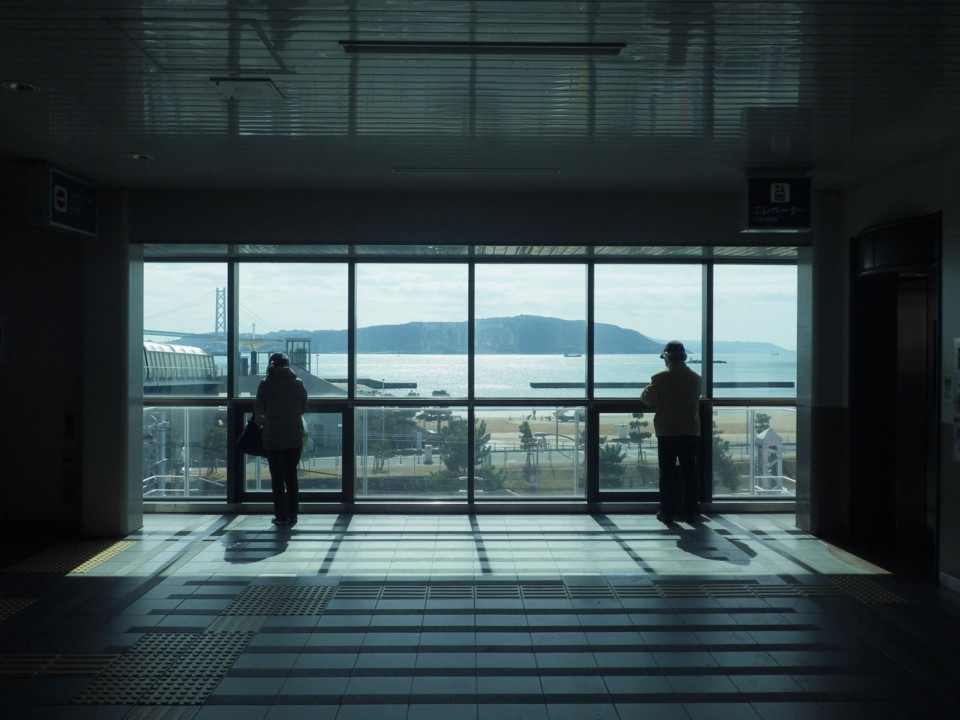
[300,353,797,399]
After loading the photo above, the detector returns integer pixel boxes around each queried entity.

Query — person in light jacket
[254,353,307,526]
[640,341,702,525]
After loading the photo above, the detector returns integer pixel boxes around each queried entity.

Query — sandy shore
[478,408,797,445]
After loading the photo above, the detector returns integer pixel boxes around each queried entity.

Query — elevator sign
[49,168,97,236]
[744,177,811,232]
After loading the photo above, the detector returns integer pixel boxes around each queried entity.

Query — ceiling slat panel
[0,1,958,191]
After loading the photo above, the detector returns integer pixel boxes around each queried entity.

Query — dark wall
[0,222,84,531]
[129,190,754,247]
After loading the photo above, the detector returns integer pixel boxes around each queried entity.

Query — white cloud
[476,264,585,321]
[358,264,468,324]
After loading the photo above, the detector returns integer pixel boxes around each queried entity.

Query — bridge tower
[215,288,226,337]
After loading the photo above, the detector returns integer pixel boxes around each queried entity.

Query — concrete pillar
[81,190,143,536]
[796,192,850,536]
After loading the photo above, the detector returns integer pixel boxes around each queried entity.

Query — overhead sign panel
[48,168,97,236]
[743,176,811,233]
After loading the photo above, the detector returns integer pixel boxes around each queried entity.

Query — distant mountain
[167,316,787,355]
[673,340,793,355]
[474,316,662,355]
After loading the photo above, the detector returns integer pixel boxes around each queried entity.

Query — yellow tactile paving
[0,597,33,620]
[829,574,909,604]
[3,540,134,574]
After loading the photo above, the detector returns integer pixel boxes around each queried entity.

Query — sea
[282,352,799,400]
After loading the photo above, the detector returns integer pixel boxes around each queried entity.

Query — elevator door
[894,278,936,553]
[850,216,940,580]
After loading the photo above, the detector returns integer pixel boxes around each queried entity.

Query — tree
[712,421,740,492]
[518,420,540,483]
[438,417,492,476]
[417,408,452,437]
[368,408,419,455]
[360,408,419,473]
[629,412,652,463]
[372,437,393,473]
[474,419,492,470]
[754,412,771,435]
[382,409,419,444]
[201,421,227,476]
[599,442,627,488]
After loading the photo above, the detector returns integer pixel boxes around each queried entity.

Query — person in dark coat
[640,341,702,525]
[254,352,307,526]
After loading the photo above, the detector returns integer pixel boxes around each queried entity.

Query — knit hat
[660,341,687,361]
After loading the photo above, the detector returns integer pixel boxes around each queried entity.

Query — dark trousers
[266,446,302,522]
[657,435,699,517]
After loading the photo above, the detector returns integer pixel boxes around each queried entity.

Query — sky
[144,262,798,350]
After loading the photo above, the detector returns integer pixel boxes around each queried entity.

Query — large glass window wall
[239,264,349,397]
[142,247,798,507]
[355,406,469,499]
[144,263,228,397]
[356,264,468,398]
[143,406,228,499]
[244,411,345,494]
[596,411,659,492]
[711,405,797,498]
[594,265,702,399]
[474,264,587,398]
[713,265,798,399]
[475,407,587,500]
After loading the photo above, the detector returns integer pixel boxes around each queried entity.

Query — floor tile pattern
[0,513,958,719]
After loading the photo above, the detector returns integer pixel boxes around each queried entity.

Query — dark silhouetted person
[255,352,307,526]
[640,341,702,525]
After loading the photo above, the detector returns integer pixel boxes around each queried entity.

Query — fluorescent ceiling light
[392,167,562,174]
[340,41,624,56]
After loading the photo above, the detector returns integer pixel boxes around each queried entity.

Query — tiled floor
[2,512,960,719]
